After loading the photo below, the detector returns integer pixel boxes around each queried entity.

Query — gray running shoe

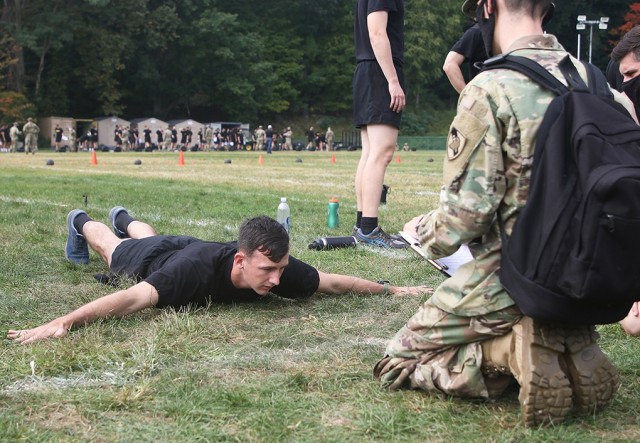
[65,209,89,264]
[108,206,130,238]
[355,227,408,249]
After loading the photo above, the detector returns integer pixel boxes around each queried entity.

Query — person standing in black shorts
[352,0,407,248]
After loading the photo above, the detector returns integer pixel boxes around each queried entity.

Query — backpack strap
[481,53,568,95]
[558,56,589,92]
[483,54,615,99]
[581,60,615,99]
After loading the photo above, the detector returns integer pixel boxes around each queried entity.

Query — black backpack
[482,54,640,324]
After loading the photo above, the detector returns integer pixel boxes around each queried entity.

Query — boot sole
[518,318,572,427]
[563,326,619,413]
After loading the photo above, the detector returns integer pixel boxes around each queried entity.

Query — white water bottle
[277,197,290,233]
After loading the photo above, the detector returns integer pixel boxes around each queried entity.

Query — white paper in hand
[399,231,473,277]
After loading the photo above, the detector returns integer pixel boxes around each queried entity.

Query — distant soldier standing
[121,127,131,152]
[325,126,335,151]
[282,127,293,151]
[9,122,21,153]
[68,127,77,152]
[204,125,213,151]
[22,118,39,155]
[254,125,266,151]
[163,126,172,151]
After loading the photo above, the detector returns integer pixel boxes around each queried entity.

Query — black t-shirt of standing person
[354,0,404,66]
[450,23,488,81]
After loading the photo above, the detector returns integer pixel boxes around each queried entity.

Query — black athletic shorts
[110,235,200,279]
[353,60,404,129]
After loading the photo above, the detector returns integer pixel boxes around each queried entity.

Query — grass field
[1,150,639,442]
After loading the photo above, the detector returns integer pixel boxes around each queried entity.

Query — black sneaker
[355,227,408,249]
[108,206,130,238]
[65,209,90,264]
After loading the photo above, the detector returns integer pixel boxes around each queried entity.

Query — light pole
[576,15,609,63]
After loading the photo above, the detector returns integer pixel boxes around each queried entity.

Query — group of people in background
[252,124,336,154]
[0,121,341,154]
[0,121,100,153]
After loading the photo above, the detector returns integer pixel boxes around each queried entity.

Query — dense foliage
[0,0,635,126]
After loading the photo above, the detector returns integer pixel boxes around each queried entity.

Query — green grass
[1,150,639,442]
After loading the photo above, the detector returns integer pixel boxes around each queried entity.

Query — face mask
[622,75,640,115]
[476,0,496,57]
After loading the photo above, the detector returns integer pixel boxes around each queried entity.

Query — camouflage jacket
[22,122,39,135]
[416,34,635,316]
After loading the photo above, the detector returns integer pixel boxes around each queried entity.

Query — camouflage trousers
[24,135,37,153]
[374,298,522,399]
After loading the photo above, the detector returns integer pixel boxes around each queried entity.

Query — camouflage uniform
[375,35,636,399]
[254,126,266,151]
[68,128,76,152]
[204,126,213,151]
[9,123,21,153]
[22,119,39,154]
[163,127,173,151]
[325,127,334,151]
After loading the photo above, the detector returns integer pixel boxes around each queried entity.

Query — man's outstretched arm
[7,281,159,345]
[317,271,431,297]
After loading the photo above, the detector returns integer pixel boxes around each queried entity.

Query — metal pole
[589,23,593,64]
[577,33,581,61]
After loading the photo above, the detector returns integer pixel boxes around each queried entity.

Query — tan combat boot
[563,324,619,413]
[481,317,572,427]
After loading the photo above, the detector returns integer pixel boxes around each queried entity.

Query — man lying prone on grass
[8,207,429,344]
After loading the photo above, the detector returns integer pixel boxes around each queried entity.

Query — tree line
[0,0,634,133]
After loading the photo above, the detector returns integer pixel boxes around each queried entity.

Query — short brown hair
[237,216,289,262]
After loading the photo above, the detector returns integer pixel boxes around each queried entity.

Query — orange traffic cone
[178,150,185,166]
[91,150,98,165]
[258,154,264,165]
[331,154,336,164]
[396,154,401,163]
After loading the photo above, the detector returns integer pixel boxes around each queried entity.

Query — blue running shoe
[65,210,89,264]
[355,227,408,249]
[108,206,130,238]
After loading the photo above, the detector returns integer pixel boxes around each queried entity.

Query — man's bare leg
[353,124,406,250]
[126,221,156,239]
[82,221,123,267]
[359,124,397,222]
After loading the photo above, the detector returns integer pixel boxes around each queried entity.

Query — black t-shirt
[54,128,63,142]
[143,129,152,142]
[354,0,404,66]
[143,241,320,309]
[450,24,487,80]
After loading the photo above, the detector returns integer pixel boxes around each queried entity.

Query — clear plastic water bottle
[277,197,290,233]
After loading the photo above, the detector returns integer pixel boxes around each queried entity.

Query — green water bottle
[328,197,339,228]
